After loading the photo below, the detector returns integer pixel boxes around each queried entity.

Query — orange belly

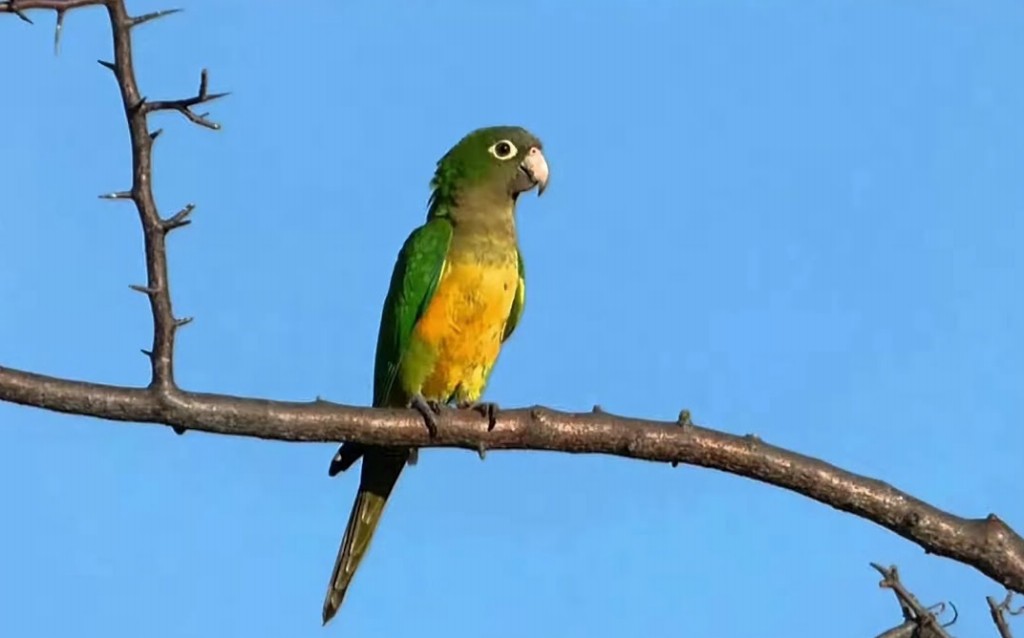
[411,259,519,403]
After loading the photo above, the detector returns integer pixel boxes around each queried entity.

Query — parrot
[321,125,550,625]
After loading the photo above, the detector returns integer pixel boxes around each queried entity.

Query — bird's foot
[458,400,500,431]
[410,394,444,438]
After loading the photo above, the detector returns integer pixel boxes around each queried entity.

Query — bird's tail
[322,449,408,625]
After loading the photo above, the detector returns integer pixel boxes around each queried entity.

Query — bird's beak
[521,146,549,196]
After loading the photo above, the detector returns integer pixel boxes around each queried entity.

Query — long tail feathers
[322,450,407,625]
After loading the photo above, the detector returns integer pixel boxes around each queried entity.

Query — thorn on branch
[129,8,181,28]
[140,348,152,358]
[671,409,694,466]
[97,58,116,73]
[197,67,210,95]
[52,8,63,55]
[163,203,195,231]
[149,128,163,141]
[129,284,156,295]
[2,1,34,24]
[173,316,193,329]
[98,190,132,200]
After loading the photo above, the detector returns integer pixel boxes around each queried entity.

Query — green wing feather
[373,217,453,407]
[327,217,451,478]
[322,217,452,624]
[502,250,526,342]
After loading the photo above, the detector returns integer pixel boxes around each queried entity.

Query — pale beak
[520,146,549,196]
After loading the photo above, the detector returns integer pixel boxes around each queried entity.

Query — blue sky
[2,1,1022,636]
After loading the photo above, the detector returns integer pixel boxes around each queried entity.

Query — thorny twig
[2,0,224,434]
[145,68,229,130]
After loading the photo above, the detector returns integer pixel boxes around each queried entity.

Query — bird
[321,125,550,625]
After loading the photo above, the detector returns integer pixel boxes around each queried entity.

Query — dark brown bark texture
[3,0,1024,617]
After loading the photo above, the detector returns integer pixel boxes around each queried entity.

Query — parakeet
[321,126,549,625]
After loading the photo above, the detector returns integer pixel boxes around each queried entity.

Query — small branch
[163,203,195,230]
[144,68,229,130]
[6,1,227,401]
[989,593,1024,638]
[4,0,225,394]
[97,0,191,392]
[872,563,954,638]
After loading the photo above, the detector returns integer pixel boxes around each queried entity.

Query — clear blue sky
[2,1,1022,636]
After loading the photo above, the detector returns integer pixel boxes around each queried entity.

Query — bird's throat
[448,195,518,265]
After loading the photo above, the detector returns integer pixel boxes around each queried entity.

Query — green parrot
[321,126,549,625]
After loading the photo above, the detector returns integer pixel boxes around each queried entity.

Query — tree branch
[3,0,220,400]
[1,363,1024,598]
[4,0,1024,622]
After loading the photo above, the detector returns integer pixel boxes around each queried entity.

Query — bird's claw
[459,401,500,431]
[410,394,443,438]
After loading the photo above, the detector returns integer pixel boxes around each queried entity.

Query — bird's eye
[488,140,517,160]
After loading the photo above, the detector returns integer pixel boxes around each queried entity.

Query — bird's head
[430,126,549,211]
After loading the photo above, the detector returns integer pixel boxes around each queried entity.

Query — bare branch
[872,563,954,638]
[163,203,195,231]
[5,1,224,391]
[145,68,228,130]
[0,363,1021,597]
[95,0,193,392]
[989,593,1024,638]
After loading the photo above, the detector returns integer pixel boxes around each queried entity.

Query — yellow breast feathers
[412,258,519,403]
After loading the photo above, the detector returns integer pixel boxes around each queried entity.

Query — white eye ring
[488,140,518,160]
